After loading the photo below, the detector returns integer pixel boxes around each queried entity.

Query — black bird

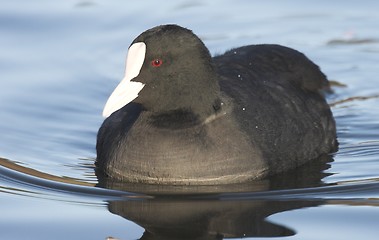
[96,24,337,185]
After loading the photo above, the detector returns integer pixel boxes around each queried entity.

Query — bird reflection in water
[97,155,332,240]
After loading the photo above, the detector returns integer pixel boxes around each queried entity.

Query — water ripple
[338,141,379,157]
[1,157,378,205]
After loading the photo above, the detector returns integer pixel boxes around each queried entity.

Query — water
[1,0,379,239]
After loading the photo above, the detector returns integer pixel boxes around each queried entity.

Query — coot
[96,24,337,185]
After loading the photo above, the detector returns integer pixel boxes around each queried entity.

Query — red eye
[151,59,163,67]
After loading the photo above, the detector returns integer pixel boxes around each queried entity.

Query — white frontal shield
[102,42,146,118]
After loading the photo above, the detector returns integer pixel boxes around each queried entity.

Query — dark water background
[0,1,378,239]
